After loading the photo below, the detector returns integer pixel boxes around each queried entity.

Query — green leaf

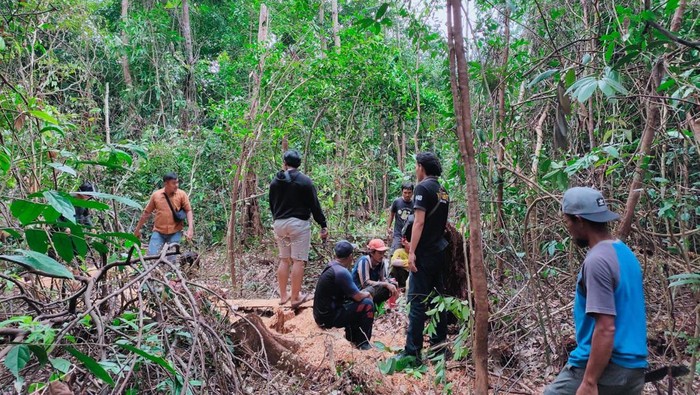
[67,195,110,211]
[601,146,620,159]
[71,235,88,259]
[50,358,71,374]
[65,347,114,386]
[576,80,598,102]
[376,3,390,20]
[53,233,75,263]
[27,345,48,366]
[93,232,141,246]
[10,200,47,226]
[77,192,142,210]
[47,163,77,176]
[581,53,592,65]
[4,345,30,378]
[657,78,676,92]
[528,69,558,88]
[603,77,628,95]
[0,36,5,52]
[25,229,50,254]
[40,126,65,137]
[668,273,700,288]
[604,42,615,63]
[28,110,59,125]
[0,250,74,279]
[0,148,10,174]
[43,191,75,223]
[564,69,576,88]
[91,241,109,255]
[598,80,614,97]
[117,342,179,378]
[665,0,679,16]
[1,228,21,239]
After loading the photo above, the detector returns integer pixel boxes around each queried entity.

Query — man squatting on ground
[313,240,374,350]
[351,238,399,306]
[269,150,329,309]
[544,187,647,394]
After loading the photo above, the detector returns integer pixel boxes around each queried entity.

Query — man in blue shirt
[313,240,375,350]
[545,187,647,394]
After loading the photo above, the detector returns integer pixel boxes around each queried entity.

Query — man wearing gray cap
[313,240,374,350]
[545,187,647,394]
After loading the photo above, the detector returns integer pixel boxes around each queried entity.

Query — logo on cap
[596,197,605,207]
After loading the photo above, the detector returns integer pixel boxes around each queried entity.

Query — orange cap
[367,238,389,252]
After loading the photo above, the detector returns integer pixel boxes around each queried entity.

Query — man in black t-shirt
[387,182,414,252]
[313,240,374,350]
[393,152,449,366]
[269,150,329,308]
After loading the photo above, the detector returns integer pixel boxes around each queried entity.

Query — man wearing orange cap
[351,239,399,306]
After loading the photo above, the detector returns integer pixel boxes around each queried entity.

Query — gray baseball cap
[561,187,620,223]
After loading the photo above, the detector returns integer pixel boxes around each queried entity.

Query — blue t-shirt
[313,261,361,325]
[351,255,384,289]
[568,240,648,369]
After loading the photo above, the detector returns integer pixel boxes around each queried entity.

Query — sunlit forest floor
[194,242,698,394]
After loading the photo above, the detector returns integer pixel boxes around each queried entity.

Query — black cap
[283,150,302,168]
[334,240,354,258]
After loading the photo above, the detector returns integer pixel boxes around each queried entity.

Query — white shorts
[273,217,311,262]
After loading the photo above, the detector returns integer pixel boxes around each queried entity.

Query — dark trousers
[322,298,375,347]
[390,266,409,289]
[404,249,447,357]
[364,284,391,306]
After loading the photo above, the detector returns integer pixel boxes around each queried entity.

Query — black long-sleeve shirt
[269,169,327,228]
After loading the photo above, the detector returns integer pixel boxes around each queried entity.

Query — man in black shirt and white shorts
[269,150,329,308]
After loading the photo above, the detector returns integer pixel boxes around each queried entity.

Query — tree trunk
[104,83,110,145]
[181,0,196,129]
[319,0,327,57]
[331,0,340,53]
[227,4,269,292]
[494,6,510,284]
[120,0,133,88]
[618,1,685,239]
[447,0,489,392]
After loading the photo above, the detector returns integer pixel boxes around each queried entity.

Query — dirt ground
[194,245,698,395]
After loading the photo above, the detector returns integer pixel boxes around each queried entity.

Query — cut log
[227,298,313,310]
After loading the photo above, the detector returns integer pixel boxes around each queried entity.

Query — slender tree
[446,0,489,392]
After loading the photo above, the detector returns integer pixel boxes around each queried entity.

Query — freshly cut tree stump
[230,313,304,372]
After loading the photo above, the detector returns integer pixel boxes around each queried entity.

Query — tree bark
[447,0,489,392]
[618,1,685,239]
[319,0,327,57]
[120,0,133,88]
[181,0,196,129]
[104,83,110,145]
[494,6,510,284]
[331,0,340,53]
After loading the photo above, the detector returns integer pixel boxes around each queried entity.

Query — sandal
[290,293,312,309]
[279,295,291,305]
